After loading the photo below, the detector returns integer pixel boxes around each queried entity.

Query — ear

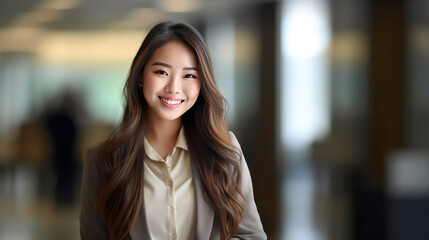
[137,82,143,87]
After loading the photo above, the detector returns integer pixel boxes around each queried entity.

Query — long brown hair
[97,21,245,240]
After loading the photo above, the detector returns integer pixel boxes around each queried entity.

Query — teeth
[161,97,182,105]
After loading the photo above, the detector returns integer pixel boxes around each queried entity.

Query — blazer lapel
[191,159,215,240]
[129,198,152,240]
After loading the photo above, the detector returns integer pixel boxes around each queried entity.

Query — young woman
[80,21,266,240]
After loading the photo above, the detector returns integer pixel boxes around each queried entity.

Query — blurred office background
[1,0,429,239]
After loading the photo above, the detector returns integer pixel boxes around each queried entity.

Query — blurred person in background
[44,89,82,206]
[80,22,266,240]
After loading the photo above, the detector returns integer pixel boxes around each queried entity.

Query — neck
[145,114,182,156]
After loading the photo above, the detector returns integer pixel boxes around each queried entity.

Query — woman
[80,21,266,240]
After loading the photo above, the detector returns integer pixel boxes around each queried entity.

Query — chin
[159,112,184,121]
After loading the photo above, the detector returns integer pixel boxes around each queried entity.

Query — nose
[165,74,181,94]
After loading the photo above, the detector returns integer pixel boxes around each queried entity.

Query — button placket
[165,161,177,240]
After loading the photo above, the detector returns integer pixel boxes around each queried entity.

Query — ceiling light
[0,28,46,52]
[37,30,143,65]
[109,8,166,30]
[157,0,201,13]
[39,0,81,10]
[11,10,61,27]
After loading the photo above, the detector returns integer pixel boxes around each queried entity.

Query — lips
[158,96,184,109]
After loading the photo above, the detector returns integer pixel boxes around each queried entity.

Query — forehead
[148,41,197,66]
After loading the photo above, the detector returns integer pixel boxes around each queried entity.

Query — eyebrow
[152,62,198,71]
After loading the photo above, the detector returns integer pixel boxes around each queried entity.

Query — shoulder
[85,144,102,159]
[228,131,245,166]
[228,131,240,147]
[82,144,103,183]
[85,145,101,164]
[80,144,110,239]
[81,145,104,208]
[228,130,241,152]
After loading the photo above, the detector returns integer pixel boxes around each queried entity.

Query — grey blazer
[80,132,267,240]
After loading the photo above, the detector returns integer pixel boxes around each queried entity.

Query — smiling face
[140,41,201,123]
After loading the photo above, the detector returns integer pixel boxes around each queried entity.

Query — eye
[155,70,168,76]
[184,74,197,79]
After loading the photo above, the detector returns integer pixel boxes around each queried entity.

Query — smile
[159,96,184,109]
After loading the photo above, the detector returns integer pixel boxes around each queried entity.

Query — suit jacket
[80,132,267,240]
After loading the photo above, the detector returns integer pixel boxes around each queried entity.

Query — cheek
[142,80,155,102]
[142,75,155,89]
[142,75,161,95]
[188,81,201,98]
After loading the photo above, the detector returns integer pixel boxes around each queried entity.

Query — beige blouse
[143,126,196,240]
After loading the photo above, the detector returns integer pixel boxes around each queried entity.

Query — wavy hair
[97,22,245,240]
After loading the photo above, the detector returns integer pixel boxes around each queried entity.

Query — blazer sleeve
[229,132,267,240]
[80,146,110,239]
